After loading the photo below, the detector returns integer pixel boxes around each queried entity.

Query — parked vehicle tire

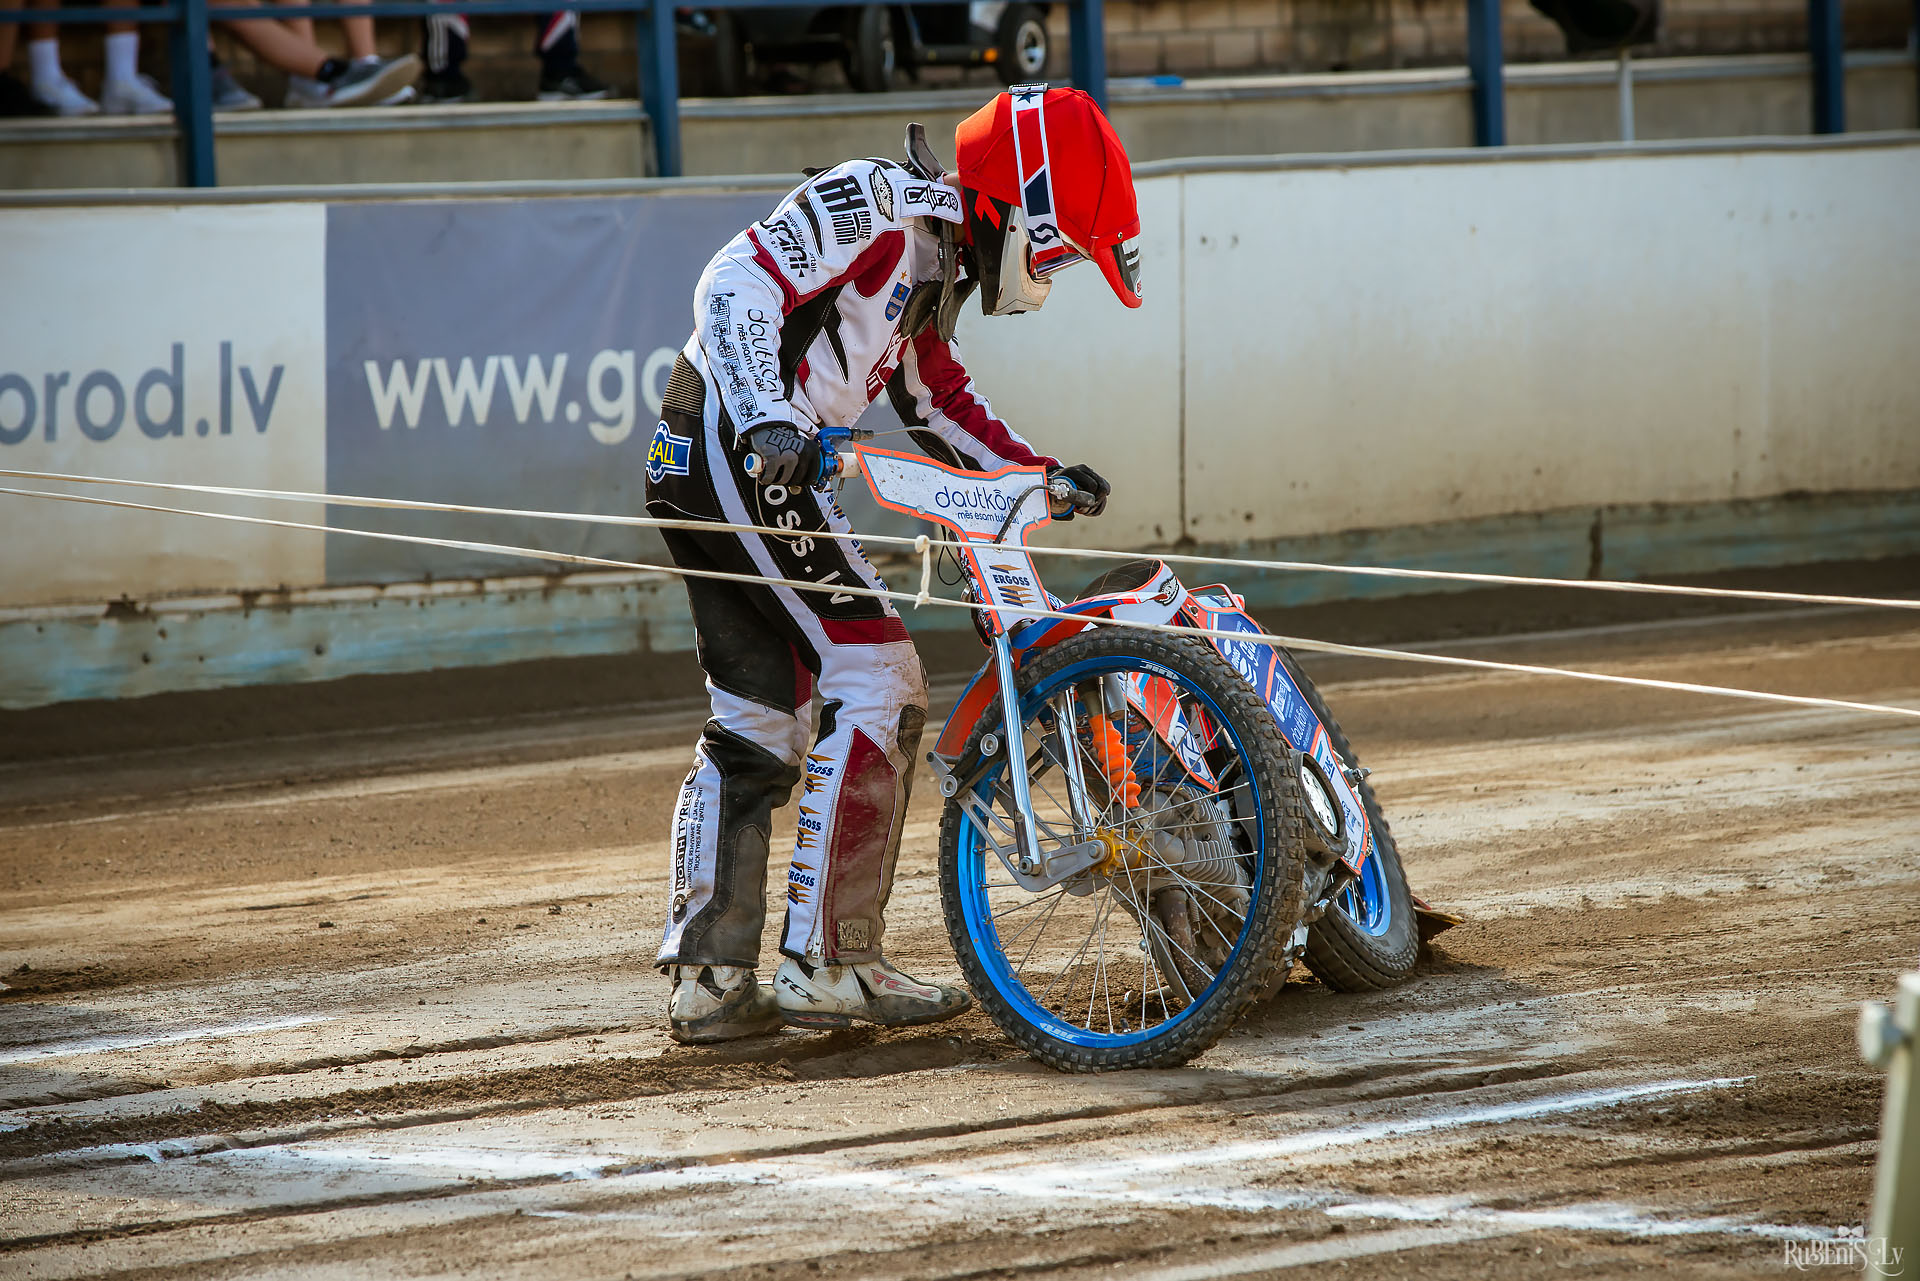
[843,5,897,92]
[938,627,1311,1071]
[993,3,1050,84]
[1277,649,1422,990]
[711,9,749,98]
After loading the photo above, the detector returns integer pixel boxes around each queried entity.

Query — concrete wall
[946,135,1920,553]
[1,134,1916,705]
[1,54,1913,190]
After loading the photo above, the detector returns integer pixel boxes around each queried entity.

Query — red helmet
[954,85,1142,314]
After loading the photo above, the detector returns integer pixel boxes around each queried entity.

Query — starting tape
[2,476,1916,724]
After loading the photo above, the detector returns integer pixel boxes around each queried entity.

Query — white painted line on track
[1127,1225,1517,1279]
[1323,1195,1841,1243]
[163,1077,1754,1210]
[1058,1076,1756,1177]
[0,1015,333,1067]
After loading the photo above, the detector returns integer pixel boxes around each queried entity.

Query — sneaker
[320,53,420,108]
[99,72,173,116]
[667,964,784,1045]
[210,64,262,112]
[32,76,99,117]
[772,956,972,1030]
[0,72,53,117]
[536,65,611,101]
[416,69,472,103]
[343,55,417,105]
[283,74,329,109]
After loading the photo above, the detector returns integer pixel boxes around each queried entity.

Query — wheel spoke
[957,645,1289,1054]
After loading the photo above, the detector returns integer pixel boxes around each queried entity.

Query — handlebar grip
[742,446,859,486]
[1047,477,1100,513]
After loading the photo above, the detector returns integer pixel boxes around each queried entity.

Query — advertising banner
[0,205,328,607]
[324,192,778,583]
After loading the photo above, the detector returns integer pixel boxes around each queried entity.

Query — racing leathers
[646,157,1058,971]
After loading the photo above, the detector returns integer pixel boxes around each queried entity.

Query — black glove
[744,421,821,488]
[1048,463,1111,520]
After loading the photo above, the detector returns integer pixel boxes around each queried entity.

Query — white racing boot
[772,957,971,1030]
[666,965,783,1044]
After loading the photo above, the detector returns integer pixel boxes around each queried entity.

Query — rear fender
[1190,599,1374,874]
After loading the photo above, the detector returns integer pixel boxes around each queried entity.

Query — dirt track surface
[2,606,1917,1279]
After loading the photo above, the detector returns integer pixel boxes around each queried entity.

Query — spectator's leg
[209,0,417,106]
[419,4,471,101]
[24,0,97,114]
[0,24,46,116]
[534,10,610,100]
[279,0,377,60]
[276,0,399,106]
[98,0,174,114]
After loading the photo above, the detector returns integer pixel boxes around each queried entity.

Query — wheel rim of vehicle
[955,653,1269,1049]
[1015,20,1047,75]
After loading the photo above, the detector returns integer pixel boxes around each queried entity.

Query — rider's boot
[771,956,972,1029]
[667,965,785,1044]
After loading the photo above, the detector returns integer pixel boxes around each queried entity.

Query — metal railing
[0,0,1110,183]
[1461,0,1856,145]
[1,0,1878,186]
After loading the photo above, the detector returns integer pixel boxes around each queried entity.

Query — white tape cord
[4,482,1916,723]
[5,468,1917,614]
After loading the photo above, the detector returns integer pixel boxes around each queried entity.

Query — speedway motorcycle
[750,436,1425,1072]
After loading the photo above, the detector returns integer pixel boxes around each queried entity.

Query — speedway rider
[645,85,1144,1043]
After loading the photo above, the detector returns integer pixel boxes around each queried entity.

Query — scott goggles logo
[647,420,692,483]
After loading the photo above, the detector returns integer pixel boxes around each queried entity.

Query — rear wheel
[938,628,1310,1071]
[710,10,749,97]
[993,3,1050,84]
[843,5,897,92]
[1279,650,1421,990]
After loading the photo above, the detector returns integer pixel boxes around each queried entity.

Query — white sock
[104,31,139,85]
[27,38,64,92]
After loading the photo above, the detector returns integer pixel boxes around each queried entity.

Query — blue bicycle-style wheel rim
[1335,843,1394,937]
[955,653,1270,1050]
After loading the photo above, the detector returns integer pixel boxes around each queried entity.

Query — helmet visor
[1098,236,1143,308]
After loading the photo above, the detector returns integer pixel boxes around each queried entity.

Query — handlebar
[740,444,1092,516]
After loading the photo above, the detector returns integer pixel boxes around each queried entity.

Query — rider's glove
[744,421,822,488]
[1047,463,1111,520]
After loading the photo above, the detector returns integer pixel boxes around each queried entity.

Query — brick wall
[1099,0,1910,78]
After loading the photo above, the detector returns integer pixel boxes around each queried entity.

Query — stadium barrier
[2,51,1914,190]
[1,133,1916,707]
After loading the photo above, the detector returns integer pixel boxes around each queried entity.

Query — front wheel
[1280,650,1420,990]
[938,628,1311,1071]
